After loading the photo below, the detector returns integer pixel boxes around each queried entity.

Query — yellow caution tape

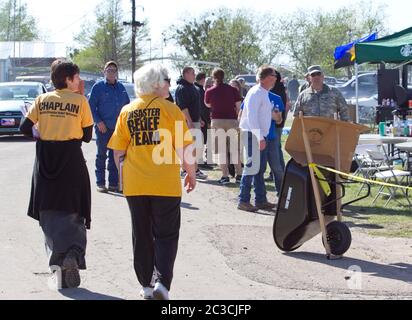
[309,163,412,191]
[308,163,332,196]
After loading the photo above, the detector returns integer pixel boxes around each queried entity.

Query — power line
[41,8,97,41]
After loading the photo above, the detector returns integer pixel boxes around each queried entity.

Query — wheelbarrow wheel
[282,244,302,252]
[323,221,352,256]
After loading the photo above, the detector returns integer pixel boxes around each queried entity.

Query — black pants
[126,196,181,291]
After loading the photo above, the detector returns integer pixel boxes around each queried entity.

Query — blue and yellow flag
[334,33,377,69]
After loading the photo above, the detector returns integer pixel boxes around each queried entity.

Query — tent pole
[355,63,359,123]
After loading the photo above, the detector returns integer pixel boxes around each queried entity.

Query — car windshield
[242,75,256,83]
[0,84,41,101]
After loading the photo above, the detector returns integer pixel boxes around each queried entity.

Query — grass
[202,126,412,238]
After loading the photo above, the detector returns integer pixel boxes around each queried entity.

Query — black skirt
[28,139,92,229]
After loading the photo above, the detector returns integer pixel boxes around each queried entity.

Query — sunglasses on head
[310,72,322,77]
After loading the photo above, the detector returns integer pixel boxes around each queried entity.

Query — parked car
[15,75,50,86]
[122,82,136,100]
[0,82,47,136]
[335,72,377,100]
[235,74,257,89]
[324,76,338,86]
[83,79,96,97]
[347,94,378,124]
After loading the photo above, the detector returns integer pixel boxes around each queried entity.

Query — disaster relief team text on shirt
[108,95,193,197]
[127,107,161,146]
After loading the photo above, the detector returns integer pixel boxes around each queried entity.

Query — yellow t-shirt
[27,89,94,141]
[108,94,193,197]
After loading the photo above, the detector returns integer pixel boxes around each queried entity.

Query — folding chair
[367,149,411,207]
[353,144,390,196]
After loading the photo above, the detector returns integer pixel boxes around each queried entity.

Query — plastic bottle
[396,116,402,137]
[404,120,409,137]
[379,121,386,136]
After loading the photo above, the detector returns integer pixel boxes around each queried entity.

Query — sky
[20,0,412,79]
[24,0,411,43]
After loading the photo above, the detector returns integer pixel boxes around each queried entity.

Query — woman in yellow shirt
[108,63,196,300]
[20,60,94,289]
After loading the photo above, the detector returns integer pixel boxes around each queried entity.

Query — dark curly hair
[50,59,80,89]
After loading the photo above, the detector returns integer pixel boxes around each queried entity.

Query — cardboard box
[285,116,369,173]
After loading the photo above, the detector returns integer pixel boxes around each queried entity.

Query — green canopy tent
[355,26,412,64]
[351,27,412,122]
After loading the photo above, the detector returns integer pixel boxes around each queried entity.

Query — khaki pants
[190,122,204,164]
[211,119,242,177]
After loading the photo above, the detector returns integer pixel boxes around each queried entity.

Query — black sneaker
[108,185,119,193]
[218,176,230,185]
[235,175,242,183]
[61,250,80,288]
[265,174,274,182]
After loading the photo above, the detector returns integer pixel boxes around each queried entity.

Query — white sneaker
[140,287,154,300]
[153,282,169,300]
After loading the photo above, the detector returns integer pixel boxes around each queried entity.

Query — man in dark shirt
[194,72,212,169]
[205,68,242,185]
[175,66,207,180]
[287,75,300,103]
[89,61,130,193]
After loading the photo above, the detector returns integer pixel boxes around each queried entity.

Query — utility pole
[123,0,144,82]
[12,0,16,80]
[347,29,353,79]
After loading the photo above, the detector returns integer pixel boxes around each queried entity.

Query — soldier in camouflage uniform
[294,65,349,121]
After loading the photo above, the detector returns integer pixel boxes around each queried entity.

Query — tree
[170,8,279,79]
[0,0,39,41]
[271,1,388,77]
[70,0,149,73]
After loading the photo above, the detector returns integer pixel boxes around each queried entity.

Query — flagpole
[355,62,359,123]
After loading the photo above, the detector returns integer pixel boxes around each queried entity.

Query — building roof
[0,41,66,60]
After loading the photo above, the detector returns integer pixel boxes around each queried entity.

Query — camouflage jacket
[293,84,349,121]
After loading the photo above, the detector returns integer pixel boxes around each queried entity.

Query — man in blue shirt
[89,61,130,193]
[266,91,285,195]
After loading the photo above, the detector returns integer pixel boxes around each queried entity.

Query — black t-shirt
[194,82,210,123]
[271,84,287,128]
[175,78,201,122]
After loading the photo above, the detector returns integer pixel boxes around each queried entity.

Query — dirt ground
[0,137,411,300]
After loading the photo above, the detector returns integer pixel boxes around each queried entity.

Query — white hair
[133,63,169,96]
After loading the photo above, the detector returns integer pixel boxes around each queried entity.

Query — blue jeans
[276,127,285,171]
[239,131,267,205]
[266,138,284,194]
[95,127,118,187]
